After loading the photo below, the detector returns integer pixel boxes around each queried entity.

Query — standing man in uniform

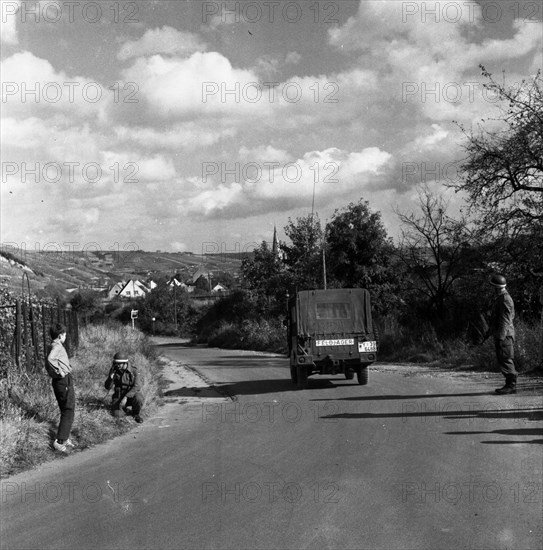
[487,273,518,394]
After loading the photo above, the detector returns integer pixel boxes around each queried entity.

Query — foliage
[194,275,211,292]
[281,213,324,290]
[326,199,401,315]
[195,290,262,341]
[241,241,288,315]
[115,281,194,336]
[207,318,286,353]
[454,67,543,236]
[478,228,543,320]
[0,249,28,267]
[70,290,103,323]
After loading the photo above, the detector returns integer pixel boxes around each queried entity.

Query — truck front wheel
[357,366,369,385]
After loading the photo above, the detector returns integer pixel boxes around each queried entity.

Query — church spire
[272,225,278,256]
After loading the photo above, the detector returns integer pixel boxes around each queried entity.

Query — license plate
[316,339,354,346]
[358,341,377,352]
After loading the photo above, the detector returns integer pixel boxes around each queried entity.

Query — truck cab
[287,288,378,389]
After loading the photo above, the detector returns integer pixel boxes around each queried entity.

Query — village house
[168,276,193,293]
[107,279,149,300]
[212,283,228,293]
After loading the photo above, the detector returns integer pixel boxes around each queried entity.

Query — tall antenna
[310,179,316,221]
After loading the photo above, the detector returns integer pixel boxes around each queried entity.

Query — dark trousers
[112,392,143,417]
[494,337,518,381]
[52,374,75,441]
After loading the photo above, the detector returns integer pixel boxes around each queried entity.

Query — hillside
[0,247,245,298]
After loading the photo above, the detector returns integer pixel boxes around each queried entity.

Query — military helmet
[113,352,128,363]
[489,273,507,288]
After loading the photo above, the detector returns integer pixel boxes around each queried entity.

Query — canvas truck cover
[295,289,373,337]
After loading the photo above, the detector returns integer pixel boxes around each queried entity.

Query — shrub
[207,318,286,354]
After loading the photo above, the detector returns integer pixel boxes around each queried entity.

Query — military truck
[287,288,378,389]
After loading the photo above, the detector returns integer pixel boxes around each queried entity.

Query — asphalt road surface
[1,343,542,550]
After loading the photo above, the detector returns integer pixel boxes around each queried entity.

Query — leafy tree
[454,67,543,236]
[481,227,543,320]
[137,281,190,334]
[212,271,235,288]
[241,241,288,314]
[281,214,323,290]
[194,275,211,292]
[70,290,103,323]
[326,199,391,280]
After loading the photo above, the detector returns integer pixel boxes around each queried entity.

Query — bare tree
[454,67,543,236]
[395,187,476,319]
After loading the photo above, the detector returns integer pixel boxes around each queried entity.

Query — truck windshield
[316,303,351,319]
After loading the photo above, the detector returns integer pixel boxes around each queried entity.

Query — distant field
[0,248,246,297]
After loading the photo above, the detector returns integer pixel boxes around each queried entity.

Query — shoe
[495,385,516,395]
[53,440,68,453]
[134,415,143,423]
[65,439,76,448]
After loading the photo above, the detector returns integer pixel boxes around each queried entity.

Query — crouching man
[105,352,144,423]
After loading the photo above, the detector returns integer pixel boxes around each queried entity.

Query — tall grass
[0,322,161,478]
[207,319,287,354]
[378,317,541,373]
[201,313,541,375]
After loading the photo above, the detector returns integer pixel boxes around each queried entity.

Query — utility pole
[173,283,177,331]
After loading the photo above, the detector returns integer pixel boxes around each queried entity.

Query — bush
[207,318,287,354]
[470,318,541,374]
[378,314,542,374]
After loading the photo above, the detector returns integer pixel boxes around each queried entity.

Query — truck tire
[290,365,298,384]
[297,366,308,390]
[357,366,368,385]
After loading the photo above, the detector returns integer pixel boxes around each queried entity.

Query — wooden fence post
[29,302,39,371]
[73,311,79,348]
[22,300,32,373]
[42,304,48,365]
[14,299,21,366]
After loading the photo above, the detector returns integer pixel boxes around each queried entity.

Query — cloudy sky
[1,0,541,255]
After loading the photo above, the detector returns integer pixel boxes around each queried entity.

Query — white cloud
[120,51,270,119]
[0,0,20,44]
[170,241,188,252]
[238,145,291,164]
[117,26,207,61]
[328,0,542,124]
[0,51,111,121]
[113,123,237,150]
[409,124,449,151]
[285,52,302,65]
[184,146,393,218]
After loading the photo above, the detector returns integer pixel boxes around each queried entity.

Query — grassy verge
[0,323,162,478]
[378,318,542,374]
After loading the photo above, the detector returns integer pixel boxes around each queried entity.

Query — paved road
[1,343,542,550]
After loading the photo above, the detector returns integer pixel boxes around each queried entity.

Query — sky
[1,0,541,256]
